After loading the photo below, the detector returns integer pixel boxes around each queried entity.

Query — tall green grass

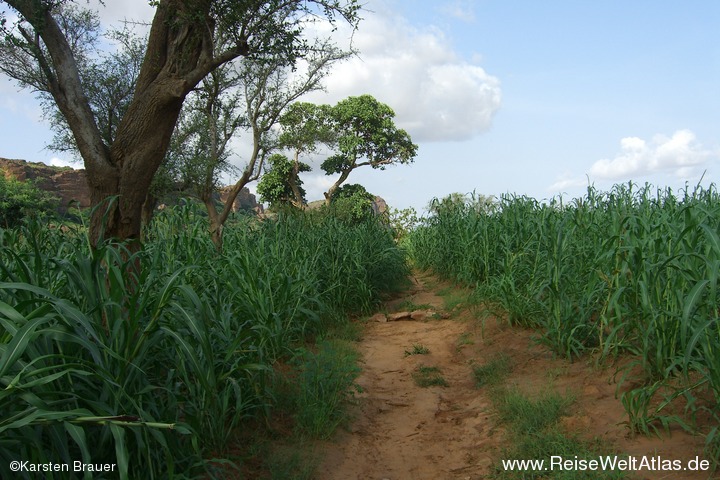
[407,183,720,463]
[0,205,408,478]
[293,339,362,439]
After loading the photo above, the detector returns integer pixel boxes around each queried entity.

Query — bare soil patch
[314,272,712,480]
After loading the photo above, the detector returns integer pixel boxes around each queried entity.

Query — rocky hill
[0,158,90,214]
[218,186,262,213]
[0,158,260,214]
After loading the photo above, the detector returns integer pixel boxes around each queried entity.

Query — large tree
[0,0,360,246]
[320,95,417,203]
[39,21,146,160]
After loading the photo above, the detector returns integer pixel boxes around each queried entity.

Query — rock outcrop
[0,158,90,214]
[372,195,388,215]
[0,158,262,215]
[218,185,262,214]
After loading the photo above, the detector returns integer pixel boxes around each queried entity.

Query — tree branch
[6,0,112,178]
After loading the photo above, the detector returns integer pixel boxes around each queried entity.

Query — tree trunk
[198,164,252,253]
[324,168,353,205]
[289,157,305,208]
[141,192,159,239]
[88,81,186,247]
[84,0,215,247]
[10,0,226,248]
[203,197,224,252]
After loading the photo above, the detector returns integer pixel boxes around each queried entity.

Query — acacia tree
[170,41,349,250]
[261,95,417,208]
[28,15,168,223]
[0,0,360,247]
[321,94,417,203]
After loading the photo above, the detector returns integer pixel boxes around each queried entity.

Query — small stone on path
[387,311,412,321]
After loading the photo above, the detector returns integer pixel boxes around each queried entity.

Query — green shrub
[0,175,58,227]
[328,183,377,224]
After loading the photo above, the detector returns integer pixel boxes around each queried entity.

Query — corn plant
[0,236,196,479]
[1,206,408,478]
[407,182,720,461]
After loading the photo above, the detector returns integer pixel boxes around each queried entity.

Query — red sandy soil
[313,272,715,480]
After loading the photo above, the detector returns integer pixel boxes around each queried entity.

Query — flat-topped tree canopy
[320,95,418,202]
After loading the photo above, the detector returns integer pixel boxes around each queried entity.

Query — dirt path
[314,272,712,480]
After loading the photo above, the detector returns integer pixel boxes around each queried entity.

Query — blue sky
[1,1,719,212]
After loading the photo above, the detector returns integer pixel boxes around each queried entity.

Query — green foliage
[0,231,194,479]
[320,94,417,175]
[282,94,418,201]
[327,183,376,224]
[279,102,335,154]
[257,153,310,208]
[388,206,419,242]
[0,206,408,478]
[426,191,497,216]
[408,182,720,463]
[334,183,373,200]
[0,175,58,227]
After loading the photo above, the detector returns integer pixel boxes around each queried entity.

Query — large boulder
[372,195,388,215]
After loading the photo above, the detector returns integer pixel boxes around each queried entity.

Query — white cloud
[0,79,44,122]
[303,7,501,142]
[589,129,715,180]
[302,175,337,201]
[548,129,719,195]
